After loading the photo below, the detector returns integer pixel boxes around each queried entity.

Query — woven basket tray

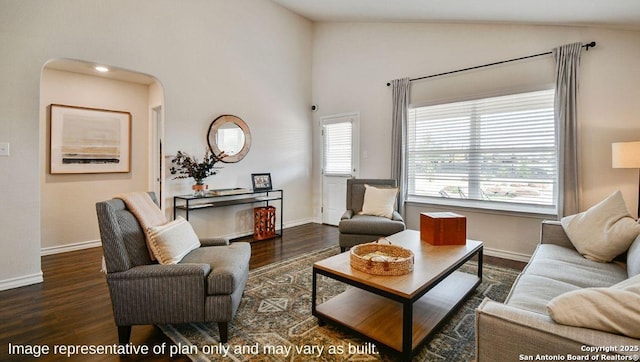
[350,238,414,276]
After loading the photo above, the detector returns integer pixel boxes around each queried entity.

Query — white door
[321,113,359,226]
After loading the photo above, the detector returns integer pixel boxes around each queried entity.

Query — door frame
[320,112,360,225]
[150,105,164,209]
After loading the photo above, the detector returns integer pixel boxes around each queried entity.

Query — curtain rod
[386,41,596,86]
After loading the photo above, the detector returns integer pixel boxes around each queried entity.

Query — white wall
[0,0,313,290]
[39,68,151,253]
[311,23,640,260]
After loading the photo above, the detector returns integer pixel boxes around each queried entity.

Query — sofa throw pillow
[359,184,399,219]
[627,234,640,277]
[561,190,640,262]
[147,216,201,265]
[547,274,640,338]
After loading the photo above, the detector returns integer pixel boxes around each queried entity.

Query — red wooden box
[420,212,466,245]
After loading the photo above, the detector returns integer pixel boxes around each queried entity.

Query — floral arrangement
[169,150,225,183]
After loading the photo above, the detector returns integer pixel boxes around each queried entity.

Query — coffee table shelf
[312,230,483,360]
[315,271,479,352]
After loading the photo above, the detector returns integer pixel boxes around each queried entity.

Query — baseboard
[41,239,102,256]
[0,272,43,291]
[39,218,318,256]
[484,247,531,263]
[220,217,318,241]
[285,217,316,228]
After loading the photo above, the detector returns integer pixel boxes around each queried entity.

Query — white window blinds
[323,121,353,176]
[407,89,556,210]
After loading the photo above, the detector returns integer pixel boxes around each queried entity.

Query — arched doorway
[39,59,165,255]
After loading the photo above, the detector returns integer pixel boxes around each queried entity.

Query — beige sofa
[476,220,640,361]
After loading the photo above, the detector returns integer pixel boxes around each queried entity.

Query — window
[407,89,556,213]
[323,120,353,176]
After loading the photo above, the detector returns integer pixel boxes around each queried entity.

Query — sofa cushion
[505,274,581,314]
[181,242,251,295]
[561,190,640,262]
[547,274,640,338]
[504,243,627,315]
[628,234,640,277]
[147,217,201,265]
[359,184,399,219]
[524,244,627,288]
[339,214,406,235]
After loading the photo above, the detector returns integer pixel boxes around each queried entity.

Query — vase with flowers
[170,150,225,197]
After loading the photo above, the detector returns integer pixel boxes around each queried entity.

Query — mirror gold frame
[207,114,251,163]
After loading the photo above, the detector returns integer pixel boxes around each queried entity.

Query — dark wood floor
[0,223,525,361]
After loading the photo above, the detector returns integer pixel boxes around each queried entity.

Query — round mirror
[207,115,251,163]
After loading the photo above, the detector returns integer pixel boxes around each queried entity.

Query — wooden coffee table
[312,230,483,360]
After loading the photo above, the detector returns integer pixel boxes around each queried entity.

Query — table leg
[312,267,324,325]
[279,194,283,235]
[173,197,177,220]
[478,247,483,281]
[402,300,413,360]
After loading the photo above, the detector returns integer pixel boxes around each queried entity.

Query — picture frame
[49,104,131,174]
[252,173,272,191]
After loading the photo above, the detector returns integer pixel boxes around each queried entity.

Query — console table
[173,188,283,237]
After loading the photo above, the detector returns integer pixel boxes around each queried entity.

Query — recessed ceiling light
[95,66,109,72]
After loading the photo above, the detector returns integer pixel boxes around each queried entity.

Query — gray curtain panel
[391,77,410,216]
[553,42,582,217]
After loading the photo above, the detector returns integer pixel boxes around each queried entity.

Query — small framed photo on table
[252,173,272,191]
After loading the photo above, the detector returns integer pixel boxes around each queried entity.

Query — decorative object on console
[208,115,251,163]
[420,212,467,245]
[208,187,251,196]
[170,150,225,197]
[612,141,640,218]
[253,206,276,241]
[49,104,131,174]
[251,173,272,191]
[191,181,207,197]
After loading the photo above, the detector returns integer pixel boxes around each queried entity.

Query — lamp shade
[612,141,640,168]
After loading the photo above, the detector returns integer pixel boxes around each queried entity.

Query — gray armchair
[95,193,250,344]
[338,179,406,252]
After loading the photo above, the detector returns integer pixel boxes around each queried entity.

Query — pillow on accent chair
[147,216,201,264]
[561,190,640,262]
[547,274,640,338]
[359,184,399,219]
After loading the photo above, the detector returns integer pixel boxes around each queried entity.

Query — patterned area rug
[159,246,520,361]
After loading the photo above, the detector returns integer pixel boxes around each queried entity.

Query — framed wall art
[49,104,131,174]
[251,173,272,191]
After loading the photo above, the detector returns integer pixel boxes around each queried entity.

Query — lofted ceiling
[270,0,640,29]
[43,2,640,84]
